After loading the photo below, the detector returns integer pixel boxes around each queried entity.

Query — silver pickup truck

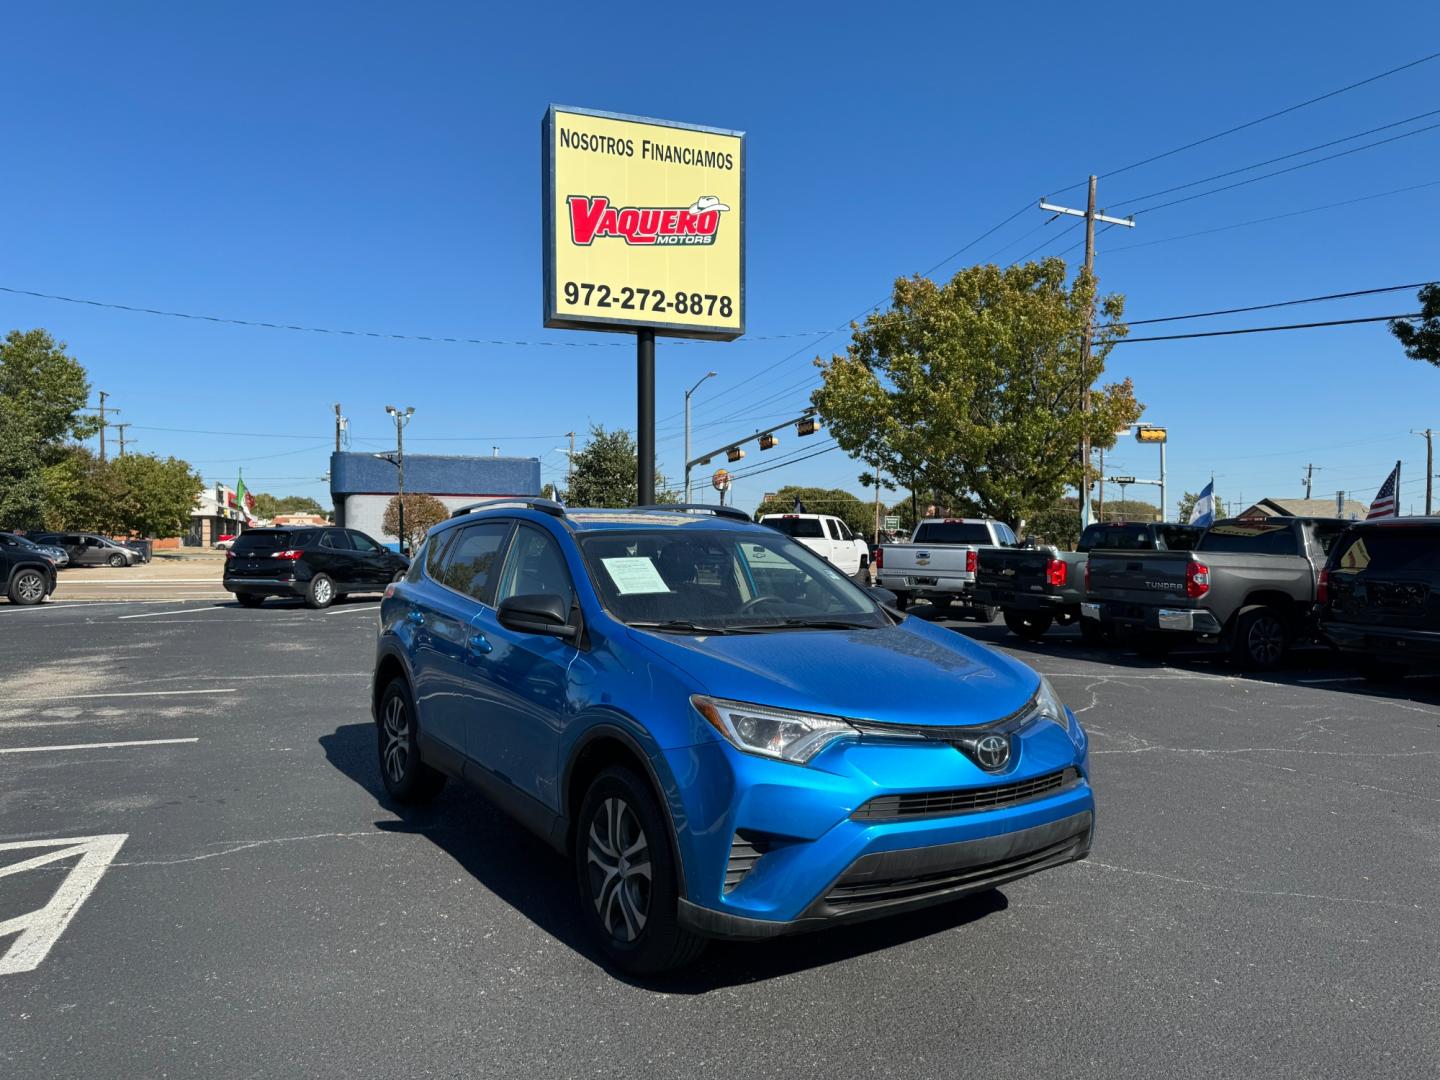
[875,518,1016,618]
[1083,516,1350,669]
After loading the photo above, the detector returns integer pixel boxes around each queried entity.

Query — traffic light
[797,417,819,436]
[1135,426,1168,444]
[759,433,779,450]
[726,447,746,462]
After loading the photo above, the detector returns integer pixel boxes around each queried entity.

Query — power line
[726,442,842,482]
[1096,49,1440,182]
[1114,312,1420,344]
[1121,281,1435,327]
[1109,106,1440,208]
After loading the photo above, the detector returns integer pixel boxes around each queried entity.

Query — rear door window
[824,519,842,540]
[320,530,352,550]
[436,521,513,604]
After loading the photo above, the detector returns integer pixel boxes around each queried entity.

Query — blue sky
[4,2,1439,519]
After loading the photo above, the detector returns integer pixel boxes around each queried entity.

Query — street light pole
[683,371,718,501]
[386,405,414,551]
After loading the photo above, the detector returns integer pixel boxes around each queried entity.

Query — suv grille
[850,767,1077,821]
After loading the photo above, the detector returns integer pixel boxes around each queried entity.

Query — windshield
[578,528,888,632]
[1198,522,1297,555]
[762,516,824,538]
[912,521,993,545]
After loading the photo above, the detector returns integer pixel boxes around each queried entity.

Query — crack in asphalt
[1078,860,1425,912]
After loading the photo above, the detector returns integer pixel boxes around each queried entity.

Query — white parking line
[325,604,380,615]
[0,737,199,755]
[8,688,237,702]
[0,834,128,975]
[117,605,231,620]
[58,579,222,585]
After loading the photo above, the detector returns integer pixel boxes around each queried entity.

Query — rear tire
[1003,609,1052,640]
[1079,619,1111,646]
[971,604,998,623]
[376,678,445,804]
[8,569,48,606]
[305,574,336,609]
[235,592,265,608]
[575,766,706,975]
[1231,606,1287,671]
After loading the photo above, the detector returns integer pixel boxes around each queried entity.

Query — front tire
[970,604,998,623]
[305,573,336,609]
[376,678,445,803]
[108,553,127,567]
[8,569,48,605]
[575,766,706,975]
[1003,609,1052,640]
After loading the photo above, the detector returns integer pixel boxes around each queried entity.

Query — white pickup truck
[875,517,1017,617]
[758,513,871,578]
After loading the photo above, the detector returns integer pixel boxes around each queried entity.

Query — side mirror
[867,585,898,608]
[497,593,578,640]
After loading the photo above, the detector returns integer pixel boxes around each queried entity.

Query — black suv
[1320,518,1440,680]
[1,537,57,605]
[223,526,409,608]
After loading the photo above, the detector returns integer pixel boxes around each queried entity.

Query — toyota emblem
[974,734,1010,771]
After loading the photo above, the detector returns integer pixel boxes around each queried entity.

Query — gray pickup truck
[1082,516,1351,669]
[977,521,1202,642]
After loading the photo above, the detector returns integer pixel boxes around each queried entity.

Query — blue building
[330,451,541,545]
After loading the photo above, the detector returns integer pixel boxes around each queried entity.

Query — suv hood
[626,618,1040,727]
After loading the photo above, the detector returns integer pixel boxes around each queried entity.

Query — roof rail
[630,503,752,522]
[450,497,567,519]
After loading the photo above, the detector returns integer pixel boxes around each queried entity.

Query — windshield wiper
[627,620,760,636]
[728,617,880,632]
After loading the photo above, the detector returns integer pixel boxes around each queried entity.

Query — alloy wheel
[1249,616,1284,667]
[381,694,410,784]
[16,572,44,602]
[586,796,652,943]
[315,578,333,605]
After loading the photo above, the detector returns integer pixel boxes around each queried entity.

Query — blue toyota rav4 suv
[372,499,1093,972]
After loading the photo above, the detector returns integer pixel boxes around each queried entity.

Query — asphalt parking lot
[1,596,1436,1080]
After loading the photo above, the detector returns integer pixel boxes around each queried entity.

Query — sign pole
[637,329,656,504]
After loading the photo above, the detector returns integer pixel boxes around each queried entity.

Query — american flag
[1366,461,1401,519]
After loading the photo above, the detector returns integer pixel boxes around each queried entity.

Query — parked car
[29,532,144,567]
[1083,516,1349,669]
[0,536,57,605]
[223,526,409,608]
[372,499,1093,973]
[758,513,871,577]
[1320,517,1440,681]
[214,534,238,551]
[977,522,1202,641]
[875,517,1017,617]
[0,532,69,568]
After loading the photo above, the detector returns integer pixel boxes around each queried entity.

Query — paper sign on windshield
[602,557,671,595]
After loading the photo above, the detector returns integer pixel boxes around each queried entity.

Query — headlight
[692,695,856,765]
[1033,675,1085,751]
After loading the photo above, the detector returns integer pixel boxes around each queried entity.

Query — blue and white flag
[1189,480,1216,527]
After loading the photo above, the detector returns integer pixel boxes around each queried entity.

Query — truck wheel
[1003,610,1052,640]
[1231,606,1287,671]
[892,592,909,611]
[8,569,48,606]
[1079,620,1112,646]
[971,605,998,623]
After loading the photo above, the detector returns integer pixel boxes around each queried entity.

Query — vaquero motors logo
[567,194,731,246]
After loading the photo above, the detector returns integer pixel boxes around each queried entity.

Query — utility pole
[1413,430,1434,515]
[334,403,345,453]
[567,430,575,497]
[683,371,718,501]
[1039,180,1135,530]
[1302,463,1324,500]
[385,405,414,551]
[115,423,131,457]
[97,391,112,462]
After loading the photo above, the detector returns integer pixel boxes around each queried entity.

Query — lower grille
[851,767,1078,821]
[723,833,763,893]
[823,833,1086,912]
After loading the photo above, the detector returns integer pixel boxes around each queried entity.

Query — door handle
[406,610,425,626]
[468,633,492,655]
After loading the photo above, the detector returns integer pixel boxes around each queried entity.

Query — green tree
[1391,283,1440,366]
[0,330,100,528]
[753,486,873,536]
[1026,497,1083,549]
[107,454,203,537]
[1097,498,1160,523]
[252,492,326,519]
[565,425,676,508]
[812,260,1142,533]
[382,493,450,551]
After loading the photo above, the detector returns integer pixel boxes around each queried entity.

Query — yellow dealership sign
[543,105,745,340]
